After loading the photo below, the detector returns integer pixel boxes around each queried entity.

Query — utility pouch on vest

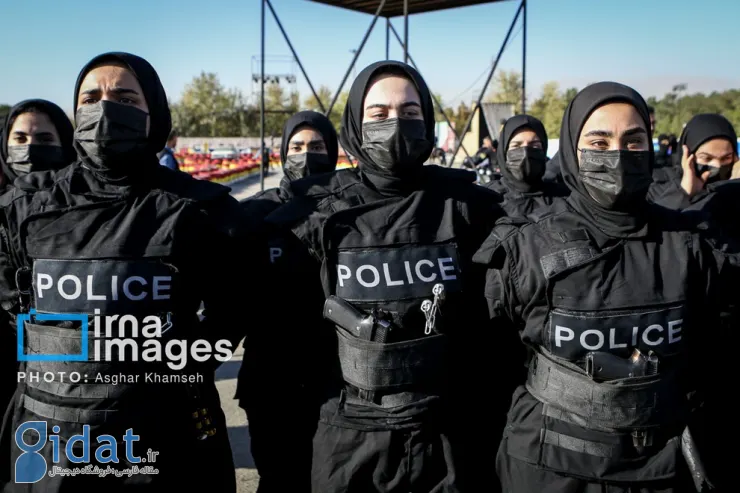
[527,349,687,433]
[332,311,449,409]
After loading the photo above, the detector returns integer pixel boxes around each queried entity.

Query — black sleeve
[193,195,262,356]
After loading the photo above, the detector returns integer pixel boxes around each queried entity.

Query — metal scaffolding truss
[258,0,527,190]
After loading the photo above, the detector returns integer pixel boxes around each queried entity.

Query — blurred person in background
[158,127,180,171]
[652,113,738,209]
[486,114,569,216]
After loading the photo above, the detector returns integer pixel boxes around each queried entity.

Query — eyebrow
[364,101,422,111]
[80,87,140,96]
[289,139,325,146]
[696,151,734,159]
[583,126,647,138]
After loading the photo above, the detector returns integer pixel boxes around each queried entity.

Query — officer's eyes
[589,140,609,149]
[310,144,325,152]
[81,98,98,105]
[119,98,135,105]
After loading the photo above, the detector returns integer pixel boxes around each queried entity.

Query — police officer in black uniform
[236,110,338,493]
[266,60,505,492]
[651,113,738,211]
[0,52,248,493]
[474,82,725,492]
[486,115,568,216]
[0,99,77,489]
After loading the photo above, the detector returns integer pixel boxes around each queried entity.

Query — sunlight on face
[362,74,422,123]
[77,62,149,135]
[694,138,736,168]
[287,126,327,156]
[578,103,650,166]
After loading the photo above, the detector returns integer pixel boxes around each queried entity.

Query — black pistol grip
[324,296,365,334]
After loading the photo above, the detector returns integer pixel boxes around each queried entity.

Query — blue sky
[1,0,738,115]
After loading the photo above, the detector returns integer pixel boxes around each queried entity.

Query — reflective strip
[542,429,617,458]
[22,395,116,424]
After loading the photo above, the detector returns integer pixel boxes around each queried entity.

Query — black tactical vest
[319,191,471,417]
[522,227,699,481]
[11,193,199,446]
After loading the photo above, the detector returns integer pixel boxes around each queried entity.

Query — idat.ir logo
[15,421,157,483]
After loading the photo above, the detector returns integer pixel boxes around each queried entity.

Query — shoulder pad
[423,165,477,184]
[154,166,231,202]
[472,216,527,267]
[289,169,360,199]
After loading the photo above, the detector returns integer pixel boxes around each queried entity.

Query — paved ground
[228,167,284,202]
[214,168,284,493]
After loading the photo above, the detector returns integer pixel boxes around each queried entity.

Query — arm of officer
[196,195,262,356]
[473,218,528,328]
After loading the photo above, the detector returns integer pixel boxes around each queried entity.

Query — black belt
[344,384,438,409]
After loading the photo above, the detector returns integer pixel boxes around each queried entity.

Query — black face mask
[6,144,66,174]
[283,152,333,181]
[360,118,431,175]
[695,162,732,184]
[74,100,149,167]
[578,149,653,209]
[506,146,547,184]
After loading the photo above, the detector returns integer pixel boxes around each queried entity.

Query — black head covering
[680,113,737,157]
[340,60,434,193]
[279,110,338,166]
[0,99,76,186]
[560,82,654,237]
[496,114,548,192]
[72,52,171,184]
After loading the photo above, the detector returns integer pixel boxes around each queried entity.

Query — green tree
[0,104,10,121]
[486,70,524,114]
[303,85,332,113]
[172,72,245,137]
[528,81,567,138]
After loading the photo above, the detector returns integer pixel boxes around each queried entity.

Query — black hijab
[497,114,548,192]
[280,110,338,167]
[680,113,737,157]
[560,82,654,238]
[340,60,434,194]
[0,99,76,186]
[72,52,171,184]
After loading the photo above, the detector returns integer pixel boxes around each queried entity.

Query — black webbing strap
[336,328,448,392]
[540,246,599,279]
[526,350,684,430]
[22,394,116,424]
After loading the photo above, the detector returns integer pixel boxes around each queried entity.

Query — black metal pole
[388,22,469,161]
[448,0,523,168]
[266,0,325,112]
[403,0,409,64]
[522,0,527,114]
[260,0,265,191]
[385,17,390,60]
[326,0,386,118]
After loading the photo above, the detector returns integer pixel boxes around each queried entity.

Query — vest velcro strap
[336,328,448,392]
[526,349,686,430]
[540,246,599,279]
[22,394,116,424]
